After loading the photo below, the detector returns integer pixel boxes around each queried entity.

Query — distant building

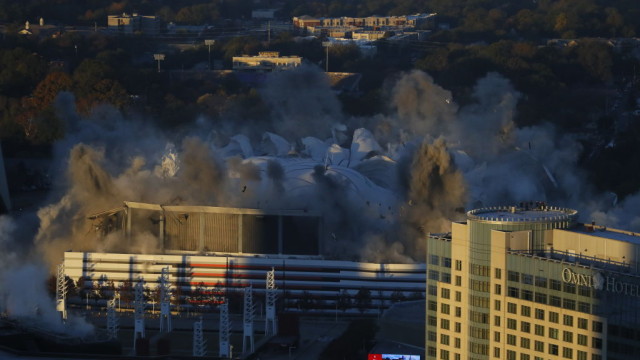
[352,30,388,41]
[232,51,302,72]
[293,13,436,33]
[107,13,161,35]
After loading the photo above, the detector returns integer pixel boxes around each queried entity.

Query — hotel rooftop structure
[427,203,640,360]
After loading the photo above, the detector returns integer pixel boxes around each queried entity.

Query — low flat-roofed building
[426,202,640,360]
[107,13,161,35]
[232,51,302,72]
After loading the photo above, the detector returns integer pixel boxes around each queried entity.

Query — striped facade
[64,252,425,313]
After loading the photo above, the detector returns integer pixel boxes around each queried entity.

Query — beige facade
[427,205,640,360]
[107,13,160,35]
[232,51,301,72]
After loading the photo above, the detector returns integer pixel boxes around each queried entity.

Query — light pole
[322,41,331,72]
[205,39,215,70]
[154,53,165,73]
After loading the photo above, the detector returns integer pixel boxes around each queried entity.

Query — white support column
[219,300,231,358]
[133,278,146,349]
[55,263,67,321]
[242,285,255,354]
[192,316,206,356]
[106,296,119,339]
[159,267,172,332]
[265,267,278,336]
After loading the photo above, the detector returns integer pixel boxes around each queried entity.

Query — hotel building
[426,203,640,360]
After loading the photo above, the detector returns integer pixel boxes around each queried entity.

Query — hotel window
[508,287,520,298]
[520,354,530,360]
[454,338,461,348]
[440,349,449,360]
[455,291,461,301]
[507,318,517,330]
[429,285,437,296]
[549,328,559,339]
[441,334,450,345]
[454,354,460,360]
[429,270,440,281]
[563,282,576,294]
[494,300,501,311]
[428,347,437,357]
[507,334,517,345]
[535,309,545,320]
[428,331,437,342]
[550,279,562,290]
[442,288,450,299]
[494,331,500,342]
[563,315,573,326]
[508,271,520,282]
[507,350,516,360]
[428,316,437,326]
[592,321,603,332]
[441,319,450,330]
[494,347,500,358]
[535,276,547,288]
[562,347,573,359]
[443,257,452,268]
[534,292,547,304]
[578,302,590,314]
[508,302,517,314]
[549,344,559,355]
[441,303,450,315]
[522,274,533,285]
[521,289,533,301]
[455,322,461,333]
[578,318,588,330]
[455,307,461,317]
[455,276,462,286]
[550,296,561,307]
[495,284,502,295]
[521,321,531,333]
[577,350,587,360]
[534,324,544,336]
[578,285,591,297]
[534,341,544,352]
[495,268,502,279]
[563,331,573,343]
[494,316,501,326]
[455,260,462,271]
[577,334,587,346]
[563,298,576,310]
[549,312,559,323]
[593,355,602,360]
[442,272,452,283]
[521,305,531,317]
[592,337,602,349]
[521,337,530,349]
[429,301,438,311]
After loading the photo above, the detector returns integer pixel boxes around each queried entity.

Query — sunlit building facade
[427,204,640,360]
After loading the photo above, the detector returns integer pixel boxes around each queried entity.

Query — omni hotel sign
[562,267,640,297]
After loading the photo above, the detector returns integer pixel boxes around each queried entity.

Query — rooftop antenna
[265,268,278,336]
[106,296,119,339]
[219,299,231,358]
[192,316,206,356]
[242,285,255,354]
[55,263,67,321]
[133,278,146,350]
[158,267,172,332]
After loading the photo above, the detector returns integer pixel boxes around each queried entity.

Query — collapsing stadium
[70,202,426,313]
